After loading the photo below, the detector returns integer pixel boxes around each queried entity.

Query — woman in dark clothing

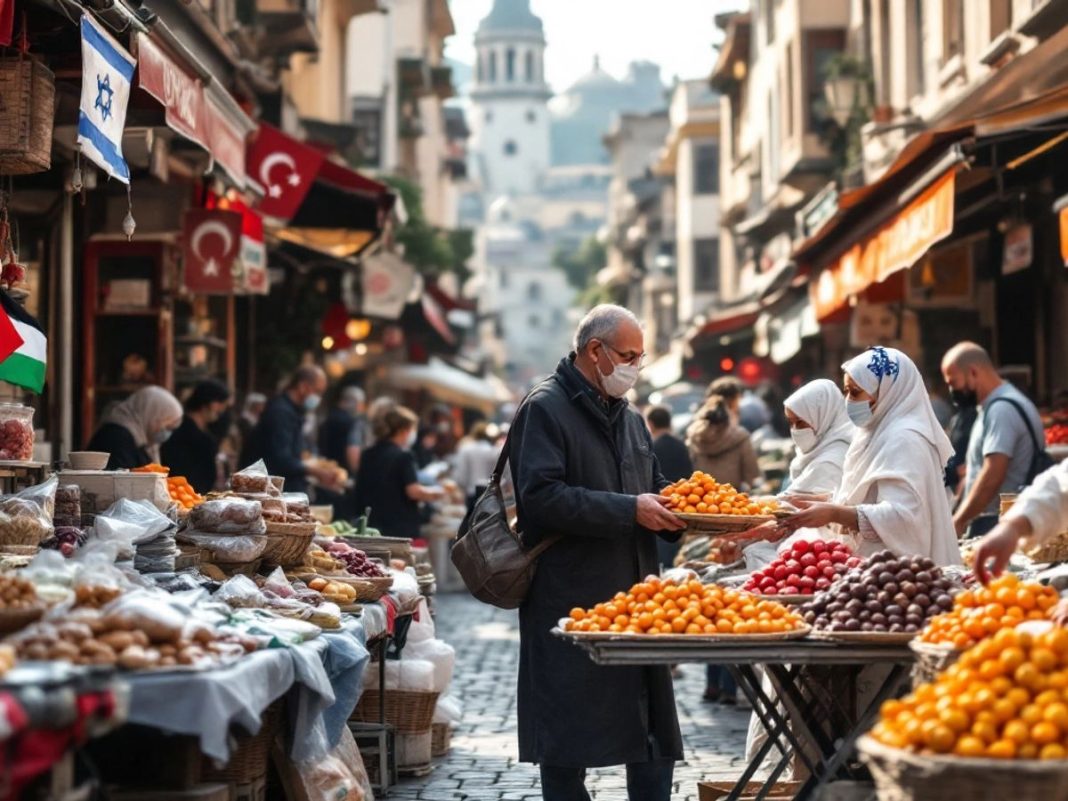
[161,380,232,494]
[352,406,444,538]
[86,386,183,470]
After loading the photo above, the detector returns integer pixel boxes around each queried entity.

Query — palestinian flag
[0,291,46,393]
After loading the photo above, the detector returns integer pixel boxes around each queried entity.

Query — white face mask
[405,429,418,449]
[846,398,874,428]
[596,348,640,399]
[790,427,818,453]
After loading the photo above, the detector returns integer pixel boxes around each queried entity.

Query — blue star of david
[95,74,114,122]
[866,347,900,381]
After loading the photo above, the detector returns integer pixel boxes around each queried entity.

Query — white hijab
[783,379,854,495]
[836,347,959,565]
[102,385,183,462]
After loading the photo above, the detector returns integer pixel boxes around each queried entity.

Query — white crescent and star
[259,151,301,199]
[191,220,235,277]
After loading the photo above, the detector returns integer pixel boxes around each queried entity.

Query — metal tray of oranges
[553,619,811,643]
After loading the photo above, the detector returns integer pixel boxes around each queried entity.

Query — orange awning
[810,170,956,320]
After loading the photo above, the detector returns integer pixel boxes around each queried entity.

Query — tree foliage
[552,236,607,291]
[384,176,472,282]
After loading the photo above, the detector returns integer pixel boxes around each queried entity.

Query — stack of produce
[872,627,1068,759]
[919,574,1059,650]
[53,485,81,528]
[564,577,806,635]
[800,550,957,635]
[320,539,389,578]
[167,477,203,511]
[744,539,862,596]
[660,471,778,516]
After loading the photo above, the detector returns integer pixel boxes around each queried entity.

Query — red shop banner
[182,208,242,294]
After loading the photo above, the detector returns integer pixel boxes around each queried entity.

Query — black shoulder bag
[986,396,1055,485]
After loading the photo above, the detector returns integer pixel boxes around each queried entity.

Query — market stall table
[555,631,915,801]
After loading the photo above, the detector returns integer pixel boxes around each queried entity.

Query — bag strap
[986,396,1044,458]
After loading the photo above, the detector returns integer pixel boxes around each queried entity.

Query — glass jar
[0,403,34,461]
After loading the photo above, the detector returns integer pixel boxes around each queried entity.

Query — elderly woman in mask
[87,386,184,470]
[780,379,855,498]
[783,347,960,566]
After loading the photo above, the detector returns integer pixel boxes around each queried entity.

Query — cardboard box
[697,780,801,801]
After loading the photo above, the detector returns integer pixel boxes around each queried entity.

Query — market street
[391,591,750,800]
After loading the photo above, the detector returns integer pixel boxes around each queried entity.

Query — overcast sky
[444,0,743,93]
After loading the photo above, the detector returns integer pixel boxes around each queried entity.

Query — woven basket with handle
[0,57,54,174]
[858,734,1068,801]
[261,522,315,567]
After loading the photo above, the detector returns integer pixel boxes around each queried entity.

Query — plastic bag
[0,475,57,547]
[404,638,455,693]
[187,498,266,535]
[177,531,267,562]
[389,568,420,606]
[101,499,174,541]
[363,659,434,692]
[286,726,373,801]
[405,597,435,644]
[101,590,186,644]
[215,574,266,608]
[433,694,463,726]
[231,459,271,494]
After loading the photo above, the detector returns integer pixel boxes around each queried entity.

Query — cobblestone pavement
[385,591,749,800]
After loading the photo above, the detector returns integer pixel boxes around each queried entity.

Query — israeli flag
[77,15,135,183]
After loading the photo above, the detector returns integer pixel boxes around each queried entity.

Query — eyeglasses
[599,341,646,368]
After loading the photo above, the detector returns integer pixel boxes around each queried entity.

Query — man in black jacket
[241,366,336,494]
[509,304,685,801]
[646,404,693,570]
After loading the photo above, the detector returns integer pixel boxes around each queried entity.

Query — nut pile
[0,575,37,609]
[800,550,957,635]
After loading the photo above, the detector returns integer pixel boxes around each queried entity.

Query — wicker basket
[202,699,283,784]
[858,734,1068,801]
[0,57,54,174]
[261,522,316,567]
[352,576,393,602]
[351,689,440,734]
[430,722,451,757]
[208,558,263,577]
[0,604,44,635]
[909,641,960,687]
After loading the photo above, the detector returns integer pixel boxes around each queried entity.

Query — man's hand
[973,516,1030,585]
[953,512,969,538]
[637,494,686,532]
[1053,598,1068,628]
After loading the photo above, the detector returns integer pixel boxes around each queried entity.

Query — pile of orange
[133,463,169,474]
[661,471,777,516]
[919,574,1059,650]
[564,577,805,636]
[872,627,1068,759]
[166,475,203,511]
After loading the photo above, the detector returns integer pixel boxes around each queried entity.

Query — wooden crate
[698,780,801,801]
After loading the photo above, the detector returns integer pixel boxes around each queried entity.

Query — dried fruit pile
[167,476,204,511]
[800,550,957,635]
[564,577,806,635]
[919,574,1059,650]
[872,627,1068,759]
[660,471,778,516]
[744,539,862,596]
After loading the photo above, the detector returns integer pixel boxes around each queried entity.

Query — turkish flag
[0,0,13,48]
[246,123,324,221]
[182,208,242,294]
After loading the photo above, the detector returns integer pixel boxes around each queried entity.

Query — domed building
[551,58,666,166]
[467,0,552,196]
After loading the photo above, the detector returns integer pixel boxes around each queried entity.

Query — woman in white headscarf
[87,385,184,470]
[783,346,961,566]
[781,379,854,497]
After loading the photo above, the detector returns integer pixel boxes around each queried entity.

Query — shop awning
[247,124,395,259]
[135,33,256,189]
[753,294,820,365]
[687,303,761,344]
[641,344,684,391]
[385,358,512,414]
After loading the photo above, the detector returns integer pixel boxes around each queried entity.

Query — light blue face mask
[846,398,874,428]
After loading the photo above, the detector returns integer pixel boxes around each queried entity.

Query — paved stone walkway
[385,591,749,800]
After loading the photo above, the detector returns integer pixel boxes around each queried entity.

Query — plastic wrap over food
[177,531,267,562]
[404,638,455,693]
[187,498,266,535]
[230,459,270,494]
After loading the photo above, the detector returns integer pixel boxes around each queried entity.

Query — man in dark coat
[509,304,686,801]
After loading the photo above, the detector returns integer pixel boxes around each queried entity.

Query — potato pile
[0,574,38,609]
[306,577,357,605]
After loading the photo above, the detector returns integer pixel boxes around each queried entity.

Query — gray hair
[339,386,366,410]
[572,304,640,352]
